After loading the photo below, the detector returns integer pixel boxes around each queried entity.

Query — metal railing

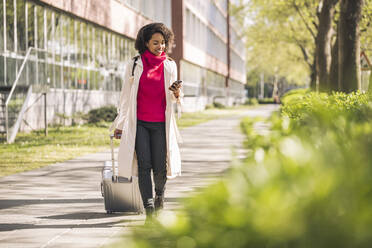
[5,47,47,143]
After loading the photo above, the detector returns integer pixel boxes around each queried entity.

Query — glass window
[77,68,87,89]
[46,9,53,51]
[119,38,123,62]
[6,0,14,51]
[26,59,36,87]
[6,57,16,85]
[27,2,35,48]
[81,22,87,66]
[103,31,109,67]
[16,0,26,52]
[94,28,101,68]
[90,70,97,90]
[124,39,128,61]
[75,20,81,66]
[87,25,92,68]
[110,33,114,64]
[0,1,3,52]
[61,16,70,64]
[70,66,76,89]
[71,19,77,66]
[0,1,4,52]
[90,26,95,67]
[36,6,44,49]
[54,64,61,88]
[116,35,120,63]
[62,65,69,89]
[0,56,4,85]
[54,13,61,62]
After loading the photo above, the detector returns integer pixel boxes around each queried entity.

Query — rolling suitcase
[100,134,144,214]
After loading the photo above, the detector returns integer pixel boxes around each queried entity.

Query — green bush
[213,102,226,109]
[244,98,258,106]
[280,88,310,106]
[122,92,372,248]
[87,105,117,123]
[258,97,275,104]
[281,91,371,127]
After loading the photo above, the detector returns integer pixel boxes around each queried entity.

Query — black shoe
[154,194,164,211]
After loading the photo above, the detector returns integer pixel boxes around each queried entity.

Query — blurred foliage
[258,98,276,104]
[233,0,317,85]
[121,91,372,248]
[244,98,259,106]
[87,105,117,124]
[232,0,372,87]
[213,102,226,109]
[280,88,311,106]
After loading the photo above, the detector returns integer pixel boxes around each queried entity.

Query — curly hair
[135,23,174,55]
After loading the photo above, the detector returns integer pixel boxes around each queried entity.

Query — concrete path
[0,105,279,248]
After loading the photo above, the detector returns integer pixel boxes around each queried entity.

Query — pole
[44,92,48,136]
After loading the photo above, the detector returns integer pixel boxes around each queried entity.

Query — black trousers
[135,120,167,209]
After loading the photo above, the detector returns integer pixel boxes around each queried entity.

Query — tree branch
[291,0,318,39]
[289,23,313,68]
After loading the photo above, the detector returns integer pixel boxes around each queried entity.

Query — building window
[0,0,135,91]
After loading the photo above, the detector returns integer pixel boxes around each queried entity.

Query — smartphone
[169,80,182,91]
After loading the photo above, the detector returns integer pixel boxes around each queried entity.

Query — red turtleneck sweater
[137,50,167,122]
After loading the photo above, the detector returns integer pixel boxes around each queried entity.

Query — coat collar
[134,54,173,75]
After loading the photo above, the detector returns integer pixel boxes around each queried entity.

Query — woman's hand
[169,80,182,99]
[173,89,180,99]
[114,129,122,139]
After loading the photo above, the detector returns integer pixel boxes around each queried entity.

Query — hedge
[118,91,372,248]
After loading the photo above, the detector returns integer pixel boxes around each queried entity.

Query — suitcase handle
[109,134,131,183]
[109,134,117,181]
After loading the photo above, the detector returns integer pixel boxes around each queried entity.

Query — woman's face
[146,32,166,56]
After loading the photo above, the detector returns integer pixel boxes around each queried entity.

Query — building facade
[172,0,246,111]
[0,0,245,134]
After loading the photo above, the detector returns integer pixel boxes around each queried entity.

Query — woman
[112,23,183,219]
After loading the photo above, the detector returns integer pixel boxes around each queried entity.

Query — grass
[0,123,114,177]
[0,106,253,178]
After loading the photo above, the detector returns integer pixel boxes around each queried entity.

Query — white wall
[20,89,120,131]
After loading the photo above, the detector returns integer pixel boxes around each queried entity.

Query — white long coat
[111,56,182,179]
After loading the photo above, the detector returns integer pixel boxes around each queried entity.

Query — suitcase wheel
[106,210,114,214]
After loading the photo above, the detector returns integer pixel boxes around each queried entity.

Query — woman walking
[112,23,183,220]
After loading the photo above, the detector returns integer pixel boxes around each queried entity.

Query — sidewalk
[0,105,279,248]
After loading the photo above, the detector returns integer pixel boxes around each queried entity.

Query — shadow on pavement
[0,220,133,232]
[0,198,103,210]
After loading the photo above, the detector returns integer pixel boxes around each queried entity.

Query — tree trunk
[329,33,339,91]
[315,0,339,92]
[272,74,279,103]
[338,0,364,92]
[310,54,317,90]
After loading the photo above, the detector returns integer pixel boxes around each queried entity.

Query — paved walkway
[0,105,279,248]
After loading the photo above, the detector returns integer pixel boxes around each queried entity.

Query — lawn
[0,106,252,177]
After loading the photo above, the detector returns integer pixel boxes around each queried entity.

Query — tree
[232,0,372,93]
[235,0,316,88]
[315,0,339,91]
[338,0,364,92]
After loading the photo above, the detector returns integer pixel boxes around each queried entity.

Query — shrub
[258,97,275,104]
[121,91,372,248]
[280,88,310,106]
[213,102,226,109]
[244,98,258,106]
[205,104,214,109]
[87,105,117,123]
